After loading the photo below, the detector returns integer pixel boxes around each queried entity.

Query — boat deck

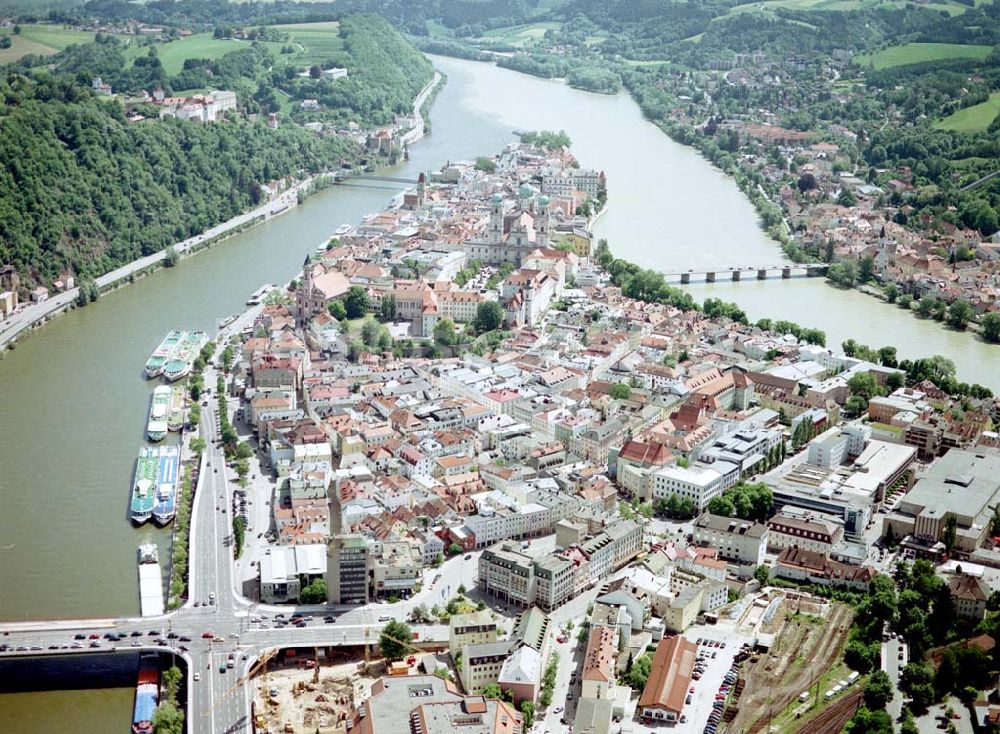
[138,562,163,617]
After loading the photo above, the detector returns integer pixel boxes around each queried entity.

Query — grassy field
[935,92,1000,132]
[857,42,993,69]
[0,23,97,63]
[476,22,561,48]
[123,24,343,76]
[146,34,255,75]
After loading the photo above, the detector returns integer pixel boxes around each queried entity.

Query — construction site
[249,627,446,734]
[722,590,855,734]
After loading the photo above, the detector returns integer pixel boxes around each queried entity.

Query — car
[179,636,191,642]
[220,664,227,673]
[147,631,158,637]
[89,641,101,648]
[89,633,100,640]
[167,632,179,639]
[553,706,563,714]
[48,644,59,650]
[464,554,472,560]
[690,687,696,694]
[201,631,215,639]
[378,616,391,622]
[178,646,188,652]
[193,673,200,682]
[130,641,141,647]
[74,633,86,640]
[131,631,142,637]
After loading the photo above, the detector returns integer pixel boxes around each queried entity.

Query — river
[1,53,997,730]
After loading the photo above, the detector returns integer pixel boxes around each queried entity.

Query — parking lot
[672,628,752,734]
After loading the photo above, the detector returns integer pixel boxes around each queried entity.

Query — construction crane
[207,646,279,716]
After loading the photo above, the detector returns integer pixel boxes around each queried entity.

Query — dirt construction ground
[253,660,378,734]
[727,602,854,734]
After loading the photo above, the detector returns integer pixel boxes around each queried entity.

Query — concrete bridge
[663,263,829,285]
[333,172,422,185]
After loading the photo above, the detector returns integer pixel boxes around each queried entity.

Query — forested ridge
[0,13,431,290]
[0,82,354,285]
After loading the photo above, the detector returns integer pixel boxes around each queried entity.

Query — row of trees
[706,482,773,522]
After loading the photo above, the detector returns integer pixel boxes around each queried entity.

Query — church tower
[537,195,551,247]
[489,193,504,246]
[297,255,314,324]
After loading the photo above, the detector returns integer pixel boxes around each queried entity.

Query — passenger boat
[152,446,179,526]
[143,331,183,379]
[146,386,171,441]
[130,447,158,525]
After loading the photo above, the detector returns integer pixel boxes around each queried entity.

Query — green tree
[190,437,206,455]
[848,372,883,402]
[344,287,370,319]
[163,245,180,267]
[946,299,974,331]
[943,515,957,553]
[235,442,253,461]
[900,662,936,711]
[624,653,652,689]
[981,313,1000,343]
[754,565,770,585]
[844,706,892,734]
[858,255,875,283]
[379,619,413,661]
[447,543,463,556]
[837,188,857,207]
[520,700,535,728]
[361,317,381,348]
[380,294,397,322]
[474,301,504,333]
[434,317,457,346]
[609,383,631,400]
[300,578,327,604]
[328,300,347,320]
[232,515,246,559]
[474,157,496,173]
[151,699,184,734]
[827,261,857,288]
[864,670,894,709]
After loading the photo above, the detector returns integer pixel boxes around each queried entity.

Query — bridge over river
[663,263,829,284]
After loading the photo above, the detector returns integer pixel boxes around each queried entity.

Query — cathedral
[465,185,552,266]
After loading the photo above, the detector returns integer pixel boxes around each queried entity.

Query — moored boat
[166,385,185,432]
[152,445,179,526]
[162,331,207,382]
[130,447,158,525]
[146,386,171,441]
[144,331,183,379]
[132,653,160,734]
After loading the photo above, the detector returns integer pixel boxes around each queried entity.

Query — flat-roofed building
[886,447,1000,554]
[693,513,768,565]
[350,675,522,734]
[449,610,498,658]
[638,635,698,724]
[461,640,514,693]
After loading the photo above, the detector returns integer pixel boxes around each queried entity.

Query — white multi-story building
[650,463,739,512]
[692,513,769,566]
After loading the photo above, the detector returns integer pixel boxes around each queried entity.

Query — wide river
[1,54,997,730]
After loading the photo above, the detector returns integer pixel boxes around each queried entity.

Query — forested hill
[0,88,353,286]
[0,13,432,290]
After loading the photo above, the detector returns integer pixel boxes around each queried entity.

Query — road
[0,182,309,351]
[882,635,907,726]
